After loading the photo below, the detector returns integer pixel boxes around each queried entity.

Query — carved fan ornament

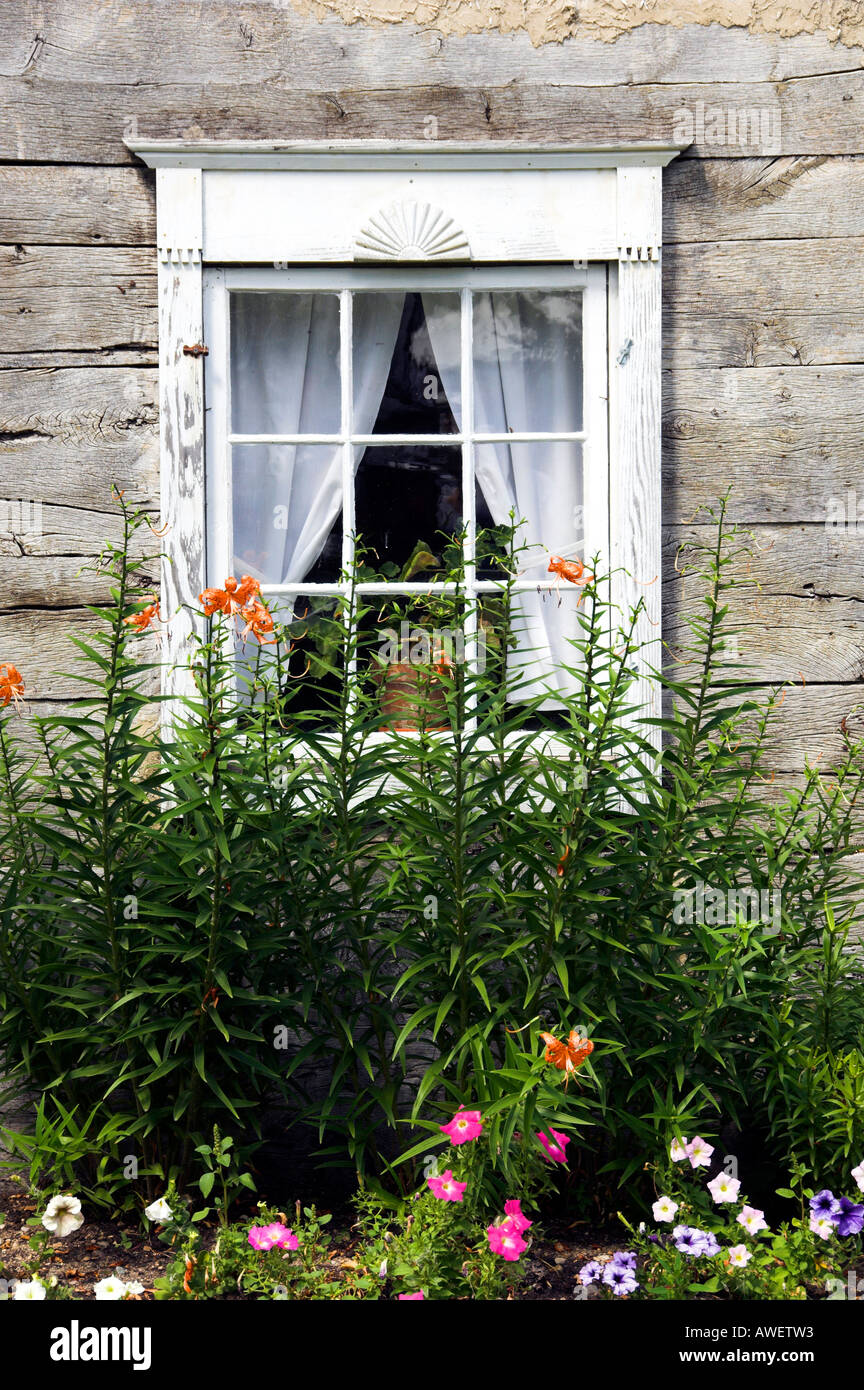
[354,199,471,261]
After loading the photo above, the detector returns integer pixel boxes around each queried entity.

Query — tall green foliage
[0,496,862,1211]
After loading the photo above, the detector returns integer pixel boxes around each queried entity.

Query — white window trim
[126,139,687,745]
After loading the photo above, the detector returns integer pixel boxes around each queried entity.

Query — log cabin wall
[0,1,862,815]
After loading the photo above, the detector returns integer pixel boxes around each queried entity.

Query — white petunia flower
[851,1160,864,1194]
[42,1194,84,1238]
[726,1244,751,1268]
[670,1137,688,1162]
[93,1275,127,1301]
[124,1280,146,1297]
[810,1214,835,1240]
[13,1279,47,1300]
[652,1195,679,1222]
[707,1172,742,1204]
[143,1197,173,1223]
[685,1136,714,1169]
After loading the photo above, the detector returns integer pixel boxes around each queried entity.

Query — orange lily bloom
[240,597,276,645]
[556,845,570,876]
[547,555,594,606]
[540,1027,594,1086]
[123,601,160,632]
[0,663,25,708]
[199,574,262,618]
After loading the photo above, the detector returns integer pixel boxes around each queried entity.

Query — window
[203,264,608,724]
[128,140,686,741]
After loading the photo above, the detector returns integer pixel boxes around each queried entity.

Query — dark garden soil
[0,1174,620,1300]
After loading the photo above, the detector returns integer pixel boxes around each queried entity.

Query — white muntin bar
[263,580,574,595]
[226,431,587,446]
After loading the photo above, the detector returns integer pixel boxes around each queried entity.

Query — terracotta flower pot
[372,661,449,732]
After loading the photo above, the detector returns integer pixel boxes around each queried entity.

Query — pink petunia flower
[503,1199,532,1234]
[670,1136,689,1162]
[685,1136,714,1168]
[487,1217,528,1262]
[440,1106,484,1145]
[248,1222,298,1252]
[537,1128,570,1164]
[398,1290,426,1299]
[427,1169,467,1203]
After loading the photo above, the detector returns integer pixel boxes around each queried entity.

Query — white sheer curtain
[423,290,584,704]
[230,292,404,584]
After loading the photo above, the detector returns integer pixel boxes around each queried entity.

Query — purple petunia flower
[672,1225,702,1254]
[810,1189,840,1218]
[609,1250,637,1270]
[578,1260,603,1286]
[672,1225,720,1257]
[832,1196,864,1238]
[602,1263,639,1296]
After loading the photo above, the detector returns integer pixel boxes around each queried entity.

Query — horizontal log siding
[0,2,862,781]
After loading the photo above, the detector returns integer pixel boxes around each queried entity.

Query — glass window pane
[473,441,584,579]
[354,291,460,435]
[473,289,583,435]
[354,444,462,577]
[232,443,342,585]
[230,292,340,435]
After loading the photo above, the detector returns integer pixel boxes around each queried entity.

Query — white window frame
[125,140,687,745]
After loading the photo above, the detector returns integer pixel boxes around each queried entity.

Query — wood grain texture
[5,5,862,91]
[663,523,864,684]
[0,165,155,245]
[0,609,159,700]
[665,156,864,244]
[0,69,860,163]
[156,168,206,699]
[662,238,864,369]
[662,365,864,521]
[0,246,156,356]
[0,367,158,509]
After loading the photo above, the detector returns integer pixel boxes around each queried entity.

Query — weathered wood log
[0,246,156,356]
[5,4,861,94]
[0,609,159,699]
[0,69,860,164]
[665,155,864,244]
[0,250,157,358]
[662,238,864,369]
[0,367,158,506]
[0,165,155,245]
[662,365,864,521]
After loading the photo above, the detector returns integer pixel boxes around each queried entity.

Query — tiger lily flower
[539,1028,594,1085]
[0,663,24,708]
[123,601,160,632]
[199,574,262,618]
[240,597,276,645]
